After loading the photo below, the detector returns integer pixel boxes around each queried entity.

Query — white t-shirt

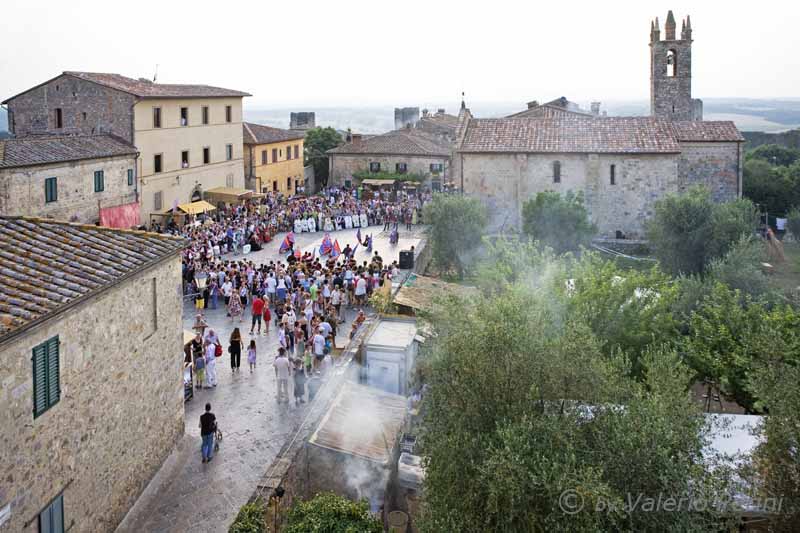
[222,281,233,297]
[273,356,291,379]
[355,278,367,296]
[266,276,277,293]
[313,333,326,355]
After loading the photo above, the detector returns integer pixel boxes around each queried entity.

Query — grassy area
[769,241,800,294]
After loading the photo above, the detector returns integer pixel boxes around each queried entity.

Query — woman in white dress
[204,340,218,388]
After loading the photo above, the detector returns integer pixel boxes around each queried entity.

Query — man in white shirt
[266,273,277,302]
[273,348,292,403]
[312,328,326,373]
[354,275,367,306]
[221,280,233,308]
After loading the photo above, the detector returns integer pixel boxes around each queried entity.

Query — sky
[2,0,799,109]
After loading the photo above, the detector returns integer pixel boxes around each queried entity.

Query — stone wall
[460,152,679,238]
[0,154,137,223]
[329,154,448,189]
[677,141,742,201]
[0,255,185,532]
[6,74,137,142]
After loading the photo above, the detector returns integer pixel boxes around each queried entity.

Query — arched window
[666,49,677,77]
[553,161,561,183]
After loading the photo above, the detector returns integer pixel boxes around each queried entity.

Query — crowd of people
[179,188,430,461]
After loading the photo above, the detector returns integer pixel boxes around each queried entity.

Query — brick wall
[7,74,137,142]
[0,256,184,532]
[0,154,137,223]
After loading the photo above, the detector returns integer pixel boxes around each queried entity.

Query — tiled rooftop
[0,134,136,169]
[671,121,745,142]
[459,116,684,154]
[327,128,451,157]
[2,72,250,102]
[243,122,305,145]
[0,217,186,341]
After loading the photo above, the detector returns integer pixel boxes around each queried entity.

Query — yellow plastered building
[243,122,305,195]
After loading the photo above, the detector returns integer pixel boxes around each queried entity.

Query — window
[369,162,381,173]
[272,181,278,192]
[127,169,134,187]
[553,161,561,183]
[38,493,64,533]
[610,164,616,185]
[181,150,190,168]
[225,105,232,123]
[396,163,408,174]
[226,174,234,188]
[286,145,292,160]
[93,170,104,192]
[153,107,162,128]
[430,163,443,174]
[154,191,163,211]
[272,148,278,162]
[431,179,442,192]
[54,108,63,129]
[226,144,233,161]
[32,336,60,418]
[82,112,87,122]
[666,50,677,77]
[180,107,188,126]
[154,154,163,173]
[294,145,299,160]
[261,150,267,165]
[287,177,292,190]
[203,147,210,165]
[45,177,58,203]
[202,106,209,125]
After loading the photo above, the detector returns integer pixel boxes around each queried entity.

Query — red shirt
[252,297,265,315]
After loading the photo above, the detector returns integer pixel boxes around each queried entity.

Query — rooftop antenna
[153,64,159,83]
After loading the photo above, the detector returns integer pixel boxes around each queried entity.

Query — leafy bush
[353,170,427,183]
[787,208,800,240]
[285,493,382,533]
[229,502,267,533]
[423,194,487,278]
[521,190,596,254]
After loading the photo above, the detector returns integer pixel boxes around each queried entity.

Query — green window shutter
[46,337,60,408]
[32,344,48,417]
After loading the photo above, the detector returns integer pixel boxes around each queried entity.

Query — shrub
[285,493,382,533]
[229,502,267,533]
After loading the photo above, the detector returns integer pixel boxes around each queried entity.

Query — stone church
[453,11,744,238]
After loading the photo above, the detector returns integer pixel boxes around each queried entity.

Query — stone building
[0,217,185,532]
[3,72,250,220]
[394,107,419,130]
[289,112,315,131]
[0,134,138,226]
[453,11,744,237]
[243,122,305,195]
[327,128,451,191]
[416,109,459,143]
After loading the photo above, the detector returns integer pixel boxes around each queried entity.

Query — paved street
[116,226,425,533]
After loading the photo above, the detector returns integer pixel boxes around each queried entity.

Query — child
[293,360,306,405]
[247,339,257,372]
[194,351,206,387]
[262,304,271,336]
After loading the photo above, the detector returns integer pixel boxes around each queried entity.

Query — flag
[279,231,295,253]
[311,247,316,260]
[331,239,342,258]
[294,249,302,259]
[319,233,333,256]
[356,227,362,245]
[366,234,373,253]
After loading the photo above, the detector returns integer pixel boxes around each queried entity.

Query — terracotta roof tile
[63,71,250,99]
[458,116,682,154]
[671,121,744,142]
[327,129,450,157]
[243,122,305,145]
[0,134,136,168]
[0,217,185,341]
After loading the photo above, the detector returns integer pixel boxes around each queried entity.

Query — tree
[418,288,731,532]
[787,208,800,239]
[746,144,800,167]
[521,191,596,254]
[743,159,798,216]
[422,194,486,278]
[304,127,342,187]
[285,493,382,533]
[646,186,758,276]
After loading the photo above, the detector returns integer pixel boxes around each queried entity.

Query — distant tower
[650,11,702,121]
[394,107,419,130]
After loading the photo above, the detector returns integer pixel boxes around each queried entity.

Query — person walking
[250,294,265,335]
[293,359,306,405]
[247,339,257,372]
[262,303,271,336]
[204,339,218,388]
[228,290,243,323]
[273,348,292,403]
[228,328,244,372]
[200,403,217,463]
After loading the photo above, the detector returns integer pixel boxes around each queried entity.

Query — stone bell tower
[650,11,702,121]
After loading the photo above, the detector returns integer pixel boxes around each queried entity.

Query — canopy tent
[361,179,396,187]
[175,200,217,215]
[204,186,254,203]
[183,330,196,346]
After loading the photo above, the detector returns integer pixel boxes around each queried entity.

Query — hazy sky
[2,0,798,109]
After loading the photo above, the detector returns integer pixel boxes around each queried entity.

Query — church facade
[454,11,744,238]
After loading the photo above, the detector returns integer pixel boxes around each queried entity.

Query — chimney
[351,134,363,146]
[527,100,539,109]
[437,108,446,115]
[590,102,601,116]
[422,108,429,118]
